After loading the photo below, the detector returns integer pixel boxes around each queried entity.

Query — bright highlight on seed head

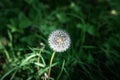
[48,29,71,52]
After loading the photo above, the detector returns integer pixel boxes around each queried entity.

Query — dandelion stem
[48,51,56,80]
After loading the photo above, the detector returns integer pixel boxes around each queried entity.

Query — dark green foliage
[0,0,120,80]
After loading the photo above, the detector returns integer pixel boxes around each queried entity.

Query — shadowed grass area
[0,0,120,80]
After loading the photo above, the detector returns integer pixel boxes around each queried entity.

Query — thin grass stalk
[48,51,56,80]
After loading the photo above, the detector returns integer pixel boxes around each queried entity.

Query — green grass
[0,0,120,80]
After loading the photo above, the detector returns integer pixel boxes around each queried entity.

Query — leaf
[76,23,98,36]
[56,12,69,23]
[18,12,31,29]
[87,54,94,63]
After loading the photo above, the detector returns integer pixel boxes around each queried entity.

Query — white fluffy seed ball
[48,29,71,52]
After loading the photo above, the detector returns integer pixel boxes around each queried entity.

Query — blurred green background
[0,0,120,80]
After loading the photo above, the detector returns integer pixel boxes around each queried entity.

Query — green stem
[48,51,56,80]
[37,49,42,80]
[4,48,11,62]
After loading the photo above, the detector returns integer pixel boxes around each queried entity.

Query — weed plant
[0,0,120,80]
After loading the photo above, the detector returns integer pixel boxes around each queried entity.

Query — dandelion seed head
[48,29,71,52]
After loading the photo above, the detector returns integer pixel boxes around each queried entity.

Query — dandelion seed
[48,29,71,52]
